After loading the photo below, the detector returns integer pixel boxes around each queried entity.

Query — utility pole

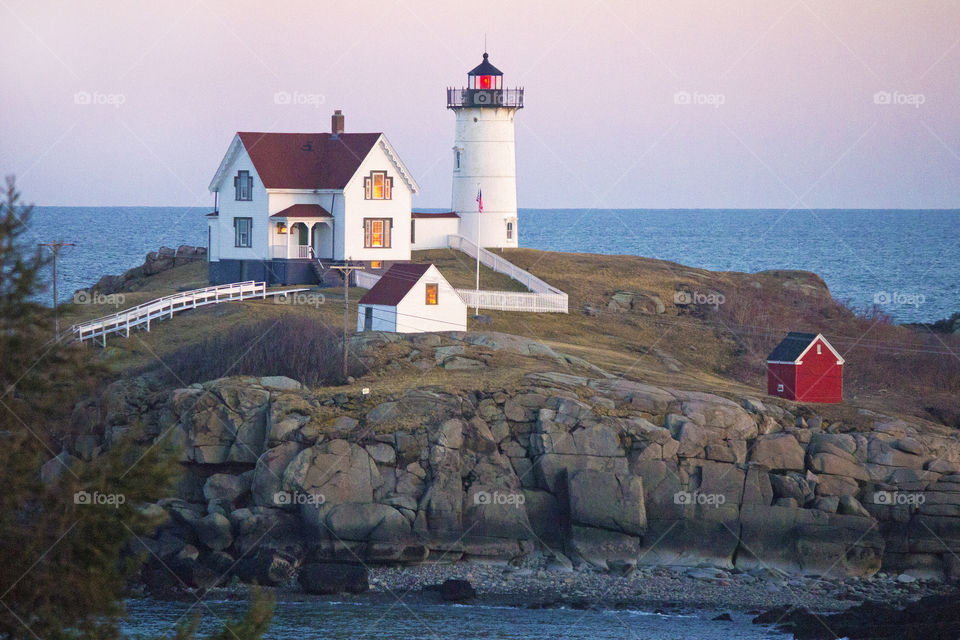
[328,260,366,379]
[38,241,76,338]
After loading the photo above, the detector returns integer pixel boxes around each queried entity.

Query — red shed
[766,332,844,403]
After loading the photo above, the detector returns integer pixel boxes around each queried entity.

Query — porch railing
[269,244,312,259]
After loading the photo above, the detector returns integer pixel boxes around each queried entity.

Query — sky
[1,0,958,209]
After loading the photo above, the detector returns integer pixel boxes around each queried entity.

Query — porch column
[285,221,291,259]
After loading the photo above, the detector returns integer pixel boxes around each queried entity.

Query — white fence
[447,234,565,295]
[349,237,569,313]
[71,281,307,346]
[446,235,568,313]
[354,270,381,289]
[456,289,568,313]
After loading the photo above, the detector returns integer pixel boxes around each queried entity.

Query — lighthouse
[447,52,523,249]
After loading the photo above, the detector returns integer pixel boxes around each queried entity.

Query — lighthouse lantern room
[447,52,523,249]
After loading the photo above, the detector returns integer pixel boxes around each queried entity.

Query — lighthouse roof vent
[468,52,502,76]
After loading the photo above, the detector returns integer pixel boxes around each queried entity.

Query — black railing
[446,87,524,109]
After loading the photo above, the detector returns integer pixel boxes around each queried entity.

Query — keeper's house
[206,110,420,285]
[767,332,844,403]
[356,263,466,333]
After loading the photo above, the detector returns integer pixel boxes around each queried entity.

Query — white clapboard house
[206,111,421,285]
[356,263,467,333]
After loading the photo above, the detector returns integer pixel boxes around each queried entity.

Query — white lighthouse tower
[447,52,523,249]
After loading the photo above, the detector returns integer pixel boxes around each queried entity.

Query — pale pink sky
[1,0,958,208]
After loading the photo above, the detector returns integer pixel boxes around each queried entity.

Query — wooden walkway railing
[353,270,381,289]
[455,289,568,313]
[446,235,568,313]
[447,234,566,296]
[71,281,306,346]
[352,238,569,314]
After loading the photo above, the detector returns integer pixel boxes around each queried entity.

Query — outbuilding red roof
[411,211,460,219]
[358,263,432,306]
[237,132,381,190]
[270,203,332,218]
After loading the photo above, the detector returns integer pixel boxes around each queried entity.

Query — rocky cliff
[71,332,960,592]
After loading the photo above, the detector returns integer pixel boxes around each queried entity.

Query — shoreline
[135,560,957,617]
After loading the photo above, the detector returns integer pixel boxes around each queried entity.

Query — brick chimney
[331,110,344,137]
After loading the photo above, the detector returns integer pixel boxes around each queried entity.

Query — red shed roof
[767,332,844,365]
[237,132,381,190]
[358,263,432,306]
[270,203,332,218]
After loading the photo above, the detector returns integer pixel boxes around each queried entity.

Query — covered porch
[269,204,335,260]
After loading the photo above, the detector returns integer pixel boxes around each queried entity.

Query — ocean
[27,206,959,323]
[121,598,791,639]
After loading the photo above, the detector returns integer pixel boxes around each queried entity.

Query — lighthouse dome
[468,52,503,77]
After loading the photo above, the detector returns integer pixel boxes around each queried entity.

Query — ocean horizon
[26,206,959,325]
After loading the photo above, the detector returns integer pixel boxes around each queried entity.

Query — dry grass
[70,251,960,431]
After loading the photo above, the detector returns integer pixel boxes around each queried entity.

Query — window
[453,148,461,170]
[234,217,252,248]
[363,218,392,248]
[410,220,416,244]
[425,283,438,305]
[370,261,382,269]
[234,170,253,201]
[363,171,393,200]
[506,221,514,240]
[777,383,784,393]
[816,344,822,354]
[364,306,373,331]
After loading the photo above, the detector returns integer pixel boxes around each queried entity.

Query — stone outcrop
[79,333,960,592]
[83,245,206,296]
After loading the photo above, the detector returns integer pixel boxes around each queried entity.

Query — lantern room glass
[469,75,502,90]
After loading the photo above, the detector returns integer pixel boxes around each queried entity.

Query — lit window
[425,283,438,305]
[370,261,382,269]
[363,171,393,200]
[234,170,253,201]
[363,218,391,248]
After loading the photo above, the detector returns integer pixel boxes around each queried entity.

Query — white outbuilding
[357,263,466,333]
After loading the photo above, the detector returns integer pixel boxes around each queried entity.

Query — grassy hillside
[61,249,960,430]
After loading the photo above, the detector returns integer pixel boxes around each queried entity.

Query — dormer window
[363,171,393,200]
[234,170,253,201]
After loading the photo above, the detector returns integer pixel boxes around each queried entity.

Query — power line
[38,241,76,338]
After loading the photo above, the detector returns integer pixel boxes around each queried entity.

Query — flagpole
[475,183,480,316]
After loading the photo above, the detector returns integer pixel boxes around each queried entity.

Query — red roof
[270,203,332,218]
[237,132,381,189]
[358,263,432,306]
[411,211,460,219]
